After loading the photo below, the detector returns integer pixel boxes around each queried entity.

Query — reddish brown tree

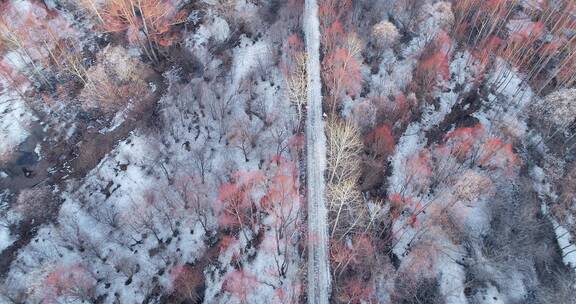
[389,193,421,220]
[0,59,29,99]
[219,234,239,255]
[442,124,519,173]
[412,32,452,99]
[479,138,519,173]
[260,159,300,278]
[288,135,305,159]
[318,0,352,29]
[330,233,376,277]
[98,0,188,62]
[322,47,362,113]
[282,33,305,73]
[272,282,301,304]
[374,94,412,127]
[0,1,80,89]
[330,238,354,275]
[470,35,503,83]
[322,20,346,52]
[223,269,259,304]
[41,264,96,303]
[443,124,485,162]
[286,0,304,17]
[217,170,265,240]
[336,277,375,304]
[365,124,395,158]
[169,264,203,303]
[401,149,433,195]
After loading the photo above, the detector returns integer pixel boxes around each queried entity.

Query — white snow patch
[0,86,34,162]
[531,166,576,271]
[553,220,576,269]
[34,143,42,159]
[231,37,270,86]
[471,284,506,304]
[211,16,230,42]
[438,249,467,304]
[0,226,14,253]
[186,11,230,50]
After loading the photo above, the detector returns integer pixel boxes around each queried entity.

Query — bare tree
[261,160,301,278]
[228,117,263,163]
[122,195,164,244]
[190,136,214,184]
[326,119,363,186]
[285,52,308,127]
[86,202,120,229]
[208,84,240,143]
[326,119,369,238]
[268,122,293,159]
[372,21,399,48]
[174,175,214,233]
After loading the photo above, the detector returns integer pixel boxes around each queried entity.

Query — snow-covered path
[303,0,331,303]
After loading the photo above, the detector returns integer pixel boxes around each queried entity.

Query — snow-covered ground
[382,5,567,301]
[532,165,576,271]
[2,0,575,303]
[1,1,305,302]
[0,226,13,253]
[553,220,576,269]
[0,84,34,163]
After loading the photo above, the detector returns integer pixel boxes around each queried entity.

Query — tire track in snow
[303,0,331,303]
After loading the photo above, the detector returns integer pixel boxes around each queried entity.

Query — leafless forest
[0,0,575,303]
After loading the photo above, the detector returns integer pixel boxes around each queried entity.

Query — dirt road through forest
[303,0,331,303]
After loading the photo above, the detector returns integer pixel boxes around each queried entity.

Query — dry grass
[79,46,150,114]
